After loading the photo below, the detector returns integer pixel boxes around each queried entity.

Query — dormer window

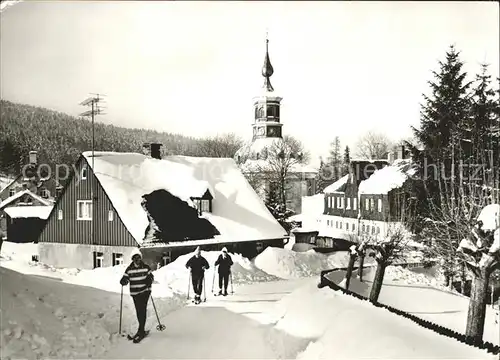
[81,166,88,180]
[9,189,16,197]
[190,189,213,215]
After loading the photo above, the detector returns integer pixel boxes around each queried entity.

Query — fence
[318,264,499,355]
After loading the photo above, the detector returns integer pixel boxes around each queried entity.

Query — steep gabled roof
[324,174,349,194]
[82,152,286,245]
[0,189,51,210]
[358,159,416,195]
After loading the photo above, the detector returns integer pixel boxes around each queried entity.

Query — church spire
[261,33,274,92]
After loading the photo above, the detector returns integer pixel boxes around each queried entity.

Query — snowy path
[103,278,314,359]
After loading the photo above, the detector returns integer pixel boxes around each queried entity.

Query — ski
[127,330,150,342]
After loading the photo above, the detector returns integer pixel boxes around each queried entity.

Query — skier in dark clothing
[214,247,233,296]
[120,248,154,342]
[185,246,209,304]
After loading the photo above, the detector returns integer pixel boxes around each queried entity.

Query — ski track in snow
[103,278,314,359]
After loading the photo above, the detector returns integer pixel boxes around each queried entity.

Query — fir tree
[342,145,351,176]
[327,136,342,181]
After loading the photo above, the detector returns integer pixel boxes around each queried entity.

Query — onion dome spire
[261,33,274,92]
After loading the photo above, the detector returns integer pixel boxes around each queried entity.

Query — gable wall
[38,156,137,247]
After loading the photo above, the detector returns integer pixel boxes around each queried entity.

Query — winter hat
[130,248,142,260]
[194,246,201,255]
[221,247,228,253]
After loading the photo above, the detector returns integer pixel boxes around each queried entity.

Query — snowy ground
[2,242,497,359]
[105,278,495,360]
[327,266,500,346]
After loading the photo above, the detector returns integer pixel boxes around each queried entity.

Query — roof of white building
[324,174,350,194]
[81,152,287,245]
[0,189,52,210]
[4,205,53,219]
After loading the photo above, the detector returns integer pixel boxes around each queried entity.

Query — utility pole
[79,94,106,246]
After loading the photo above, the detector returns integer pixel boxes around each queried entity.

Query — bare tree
[198,133,244,158]
[365,222,413,303]
[458,204,499,342]
[238,135,310,210]
[355,131,393,160]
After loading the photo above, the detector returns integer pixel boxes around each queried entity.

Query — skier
[185,246,209,304]
[214,247,233,296]
[120,248,154,342]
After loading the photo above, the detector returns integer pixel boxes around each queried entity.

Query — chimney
[388,151,395,164]
[29,151,37,164]
[150,143,163,160]
[397,144,405,160]
[142,143,151,157]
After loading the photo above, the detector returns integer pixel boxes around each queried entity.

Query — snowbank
[253,247,369,279]
[154,250,281,293]
[0,267,185,360]
[271,282,494,359]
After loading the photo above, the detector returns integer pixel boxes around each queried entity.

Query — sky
[1,1,498,167]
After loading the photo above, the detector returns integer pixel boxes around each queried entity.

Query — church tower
[252,36,283,141]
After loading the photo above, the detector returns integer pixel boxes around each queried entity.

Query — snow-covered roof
[4,205,53,219]
[358,159,416,195]
[301,194,324,216]
[0,189,52,210]
[477,204,499,231]
[81,152,287,245]
[324,174,349,194]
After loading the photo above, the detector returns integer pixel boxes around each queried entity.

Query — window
[372,226,375,235]
[370,199,375,211]
[339,222,343,229]
[77,200,92,220]
[365,199,370,210]
[336,221,339,229]
[57,210,63,220]
[108,210,114,222]
[376,226,381,234]
[192,198,212,214]
[345,222,348,231]
[201,199,211,213]
[352,223,356,231]
[377,199,382,212]
[353,198,357,210]
[93,252,104,268]
[9,189,16,197]
[367,225,370,233]
[40,189,50,199]
[162,252,172,266]
[327,219,330,226]
[346,198,351,210]
[328,197,331,209]
[362,224,365,232]
[340,197,344,209]
[112,253,123,266]
[81,167,88,180]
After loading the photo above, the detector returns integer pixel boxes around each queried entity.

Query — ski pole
[203,275,207,302]
[211,266,216,293]
[187,272,191,300]
[150,295,166,331]
[230,271,234,294]
[119,285,124,334]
